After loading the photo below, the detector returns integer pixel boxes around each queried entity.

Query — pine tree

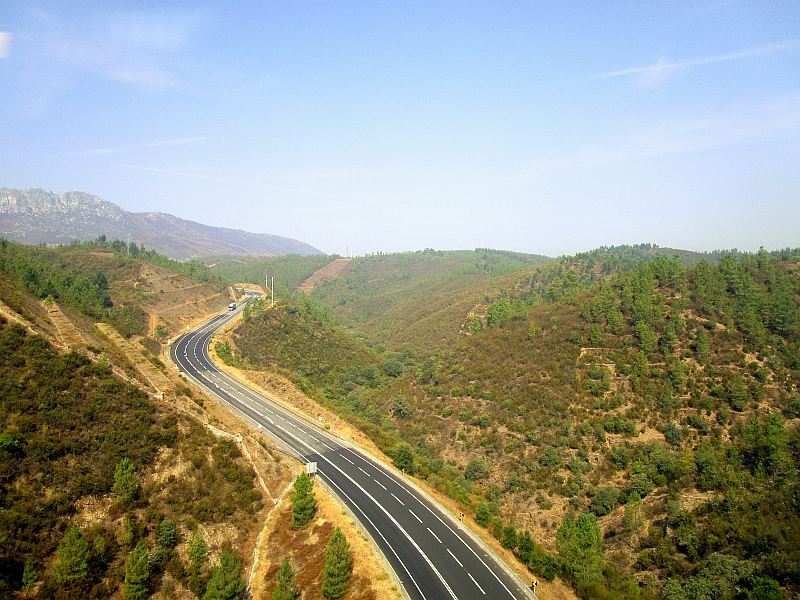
[322,527,352,599]
[624,491,644,549]
[556,513,603,584]
[123,541,149,600]
[157,517,178,549]
[693,329,711,362]
[273,560,298,600]
[188,533,210,598]
[203,550,245,600]
[113,458,140,503]
[291,473,316,529]
[54,525,90,585]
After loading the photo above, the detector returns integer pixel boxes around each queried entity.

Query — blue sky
[1,1,798,256]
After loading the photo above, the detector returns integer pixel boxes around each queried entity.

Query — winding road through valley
[171,292,536,600]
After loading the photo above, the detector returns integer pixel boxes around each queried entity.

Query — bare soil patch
[298,258,351,293]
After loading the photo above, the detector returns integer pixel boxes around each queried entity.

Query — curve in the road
[170,294,536,600]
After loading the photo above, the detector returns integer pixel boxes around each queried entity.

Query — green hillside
[0,320,261,598]
[0,236,224,338]
[208,253,336,296]
[310,248,550,353]
[230,245,800,599]
[0,240,268,599]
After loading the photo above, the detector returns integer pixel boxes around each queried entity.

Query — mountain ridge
[0,187,322,259]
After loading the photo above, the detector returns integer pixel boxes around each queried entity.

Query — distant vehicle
[228,303,236,311]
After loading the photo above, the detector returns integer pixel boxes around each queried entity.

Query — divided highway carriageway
[171,292,536,600]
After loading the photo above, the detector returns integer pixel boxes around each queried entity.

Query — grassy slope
[208,254,336,297]
[311,249,550,352]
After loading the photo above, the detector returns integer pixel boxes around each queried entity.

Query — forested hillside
[0,236,225,338]
[228,246,800,599]
[0,319,264,598]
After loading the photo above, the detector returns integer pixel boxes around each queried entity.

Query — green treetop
[322,527,352,599]
[122,541,149,600]
[273,560,299,600]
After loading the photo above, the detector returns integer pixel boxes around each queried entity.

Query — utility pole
[271,276,274,308]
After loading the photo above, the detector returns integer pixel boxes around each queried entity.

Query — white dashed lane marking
[447,548,463,567]
[428,527,442,544]
[391,493,404,505]
[469,573,486,595]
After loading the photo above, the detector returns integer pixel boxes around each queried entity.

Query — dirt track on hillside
[298,258,351,293]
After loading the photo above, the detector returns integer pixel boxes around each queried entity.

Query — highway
[171,293,535,600]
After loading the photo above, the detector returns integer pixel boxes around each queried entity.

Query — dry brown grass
[257,473,398,600]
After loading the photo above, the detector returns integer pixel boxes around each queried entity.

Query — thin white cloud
[0,32,10,58]
[17,7,204,88]
[113,163,358,203]
[514,92,800,179]
[58,137,208,158]
[586,40,800,84]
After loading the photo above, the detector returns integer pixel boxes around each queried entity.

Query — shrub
[475,502,490,527]
[611,446,631,469]
[392,442,416,475]
[391,396,414,419]
[538,446,561,468]
[590,486,619,517]
[465,457,490,481]
[664,423,684,446]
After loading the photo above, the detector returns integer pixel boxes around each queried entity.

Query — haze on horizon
[0,1,798,257]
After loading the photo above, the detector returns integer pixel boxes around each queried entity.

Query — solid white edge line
[174,303,488,600]
[417,491,518,598]
[316,470,426,600]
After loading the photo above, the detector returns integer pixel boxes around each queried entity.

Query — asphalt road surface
[171,293,536,600]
